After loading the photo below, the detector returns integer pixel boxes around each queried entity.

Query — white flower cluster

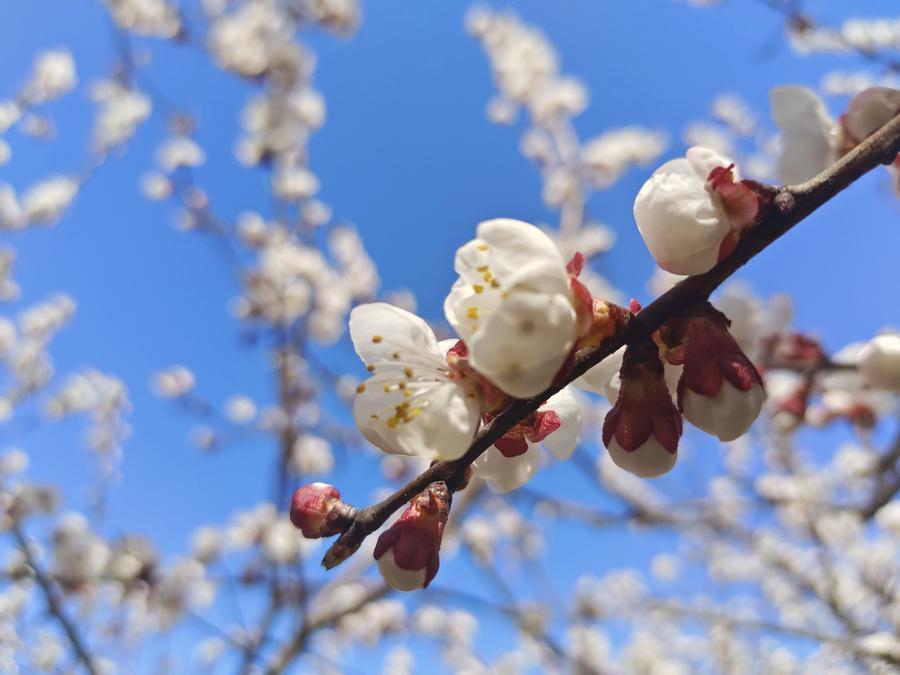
[103,0,182,38]
[0,295,75,413]
[237,224,377,342]
[90,79,152,154]
[468,5,668,234]
[790,17,900,56]
[45,369,131,475]
[21,50,77,104]
[350,219,582,493]
[0,176,80,230]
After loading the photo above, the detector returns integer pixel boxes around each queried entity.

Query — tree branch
[321,110,900,570]
[11,521,99,675]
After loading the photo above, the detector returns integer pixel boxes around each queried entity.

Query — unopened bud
[290,483,351,539]
[374,482,450,591]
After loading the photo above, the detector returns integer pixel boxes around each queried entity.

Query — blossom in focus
[675,306,766,442]
[350,303,481,461]
[633,147,760,275]
[857,333,900,392]
[374,482,450,591]
[444,219,576,398]
[473,387,581,493]
[602,342,682,478]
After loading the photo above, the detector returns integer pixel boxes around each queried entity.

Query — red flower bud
[602,342,682,478]
[676,305,765,442]
[289,483,348,538]
[374,482,450,591]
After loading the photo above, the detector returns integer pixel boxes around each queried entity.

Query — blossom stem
[322,110,900,570]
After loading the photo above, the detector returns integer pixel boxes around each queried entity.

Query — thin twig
[11,521,99,675]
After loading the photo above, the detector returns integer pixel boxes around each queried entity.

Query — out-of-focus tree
[0,1,899,673]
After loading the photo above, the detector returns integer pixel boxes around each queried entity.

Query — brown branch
[11,521,99,675]
[321,110,900,570]
[263,583,391,675]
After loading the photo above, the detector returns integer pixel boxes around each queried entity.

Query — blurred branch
[11,521,99,675]
[751,0,900,73]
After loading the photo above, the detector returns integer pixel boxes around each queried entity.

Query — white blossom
[21,177,79,225]
[857,333,900,391]
[444,218,576,398]
[104,0,182,38]
[633,147,738,275]
[351,304,480,461]
[473,387,581,492]
[22,50,77,103]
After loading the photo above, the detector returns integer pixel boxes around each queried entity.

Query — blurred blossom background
[0,0,899,672]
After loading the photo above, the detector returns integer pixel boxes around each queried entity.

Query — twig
[263,583,391,674]
[320,111,900,570]
[11,521,99,675]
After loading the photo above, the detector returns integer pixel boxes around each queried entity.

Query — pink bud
[374,482,450,591]
[290,482,345,538]
[602,342,682,478]
[677,306,765,442]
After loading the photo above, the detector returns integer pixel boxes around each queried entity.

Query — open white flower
[633,147,748,275]
[769,86,838,184]
[473,387,581,493]
[444,219,576,399]
[350,303,481,461]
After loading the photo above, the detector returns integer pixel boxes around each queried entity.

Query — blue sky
[1,0,898,670]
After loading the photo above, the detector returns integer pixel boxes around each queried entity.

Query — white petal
[540,387,581,460]
[845,87,900,142]
[607,436,676,478]
[575,346,625,397]
[473,443,541,493]
[350,303,444,370]
[354,378,480,460]
[686,146,736,180]
[468,288,575,398]
[858,334,900,392]
[445,219,569,342]
[769,86,837,184]
[633,152,731,275]
[377,547,427,591]
[681,381,765,442]
[472,218,568,289]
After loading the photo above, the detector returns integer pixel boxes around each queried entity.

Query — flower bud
[634,147,759,275]
[843,87,900,144]
[289,482,348,538]
[602,342,682,478]
[676,305,765,442]
[858,334,900,392]
[374,482,450,591]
